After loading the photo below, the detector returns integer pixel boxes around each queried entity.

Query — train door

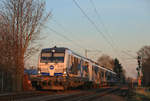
[64,50,70,75]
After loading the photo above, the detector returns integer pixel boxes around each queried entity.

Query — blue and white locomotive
[31,46,116,90]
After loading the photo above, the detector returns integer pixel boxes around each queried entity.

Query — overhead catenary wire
[90,0,137,62]
[47,26,102,59]
[51,19,87,48]
[46,26,103,61]
[89,0,117,49]
[72,0,116,52]
[50,18,102,58]
[51,19,74,36]
[89,0,138,61]
[122,50,137,59]
[72,0,139,71]
[89,0,129,60]
[73,0,134,65]
[46,26,86,51]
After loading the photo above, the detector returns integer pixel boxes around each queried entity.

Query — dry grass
[96,94,126,101]
[130,88,150,101]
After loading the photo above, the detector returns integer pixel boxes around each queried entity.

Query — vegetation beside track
[126,87,150,101]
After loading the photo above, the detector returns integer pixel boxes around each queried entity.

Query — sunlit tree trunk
[0,0,50,91]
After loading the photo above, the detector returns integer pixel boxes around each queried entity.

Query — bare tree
[0,0,50,91]
[97,54,114,70]
[137,46,150,63]
[137,46,150,86]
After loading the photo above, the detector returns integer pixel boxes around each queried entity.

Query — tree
[137,46,150,86]
[97,54,114,70]
[0,0,50,91]
[113,58,126,83]
[137,46,150,63]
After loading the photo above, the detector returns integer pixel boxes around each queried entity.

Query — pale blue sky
[28,0,150,78]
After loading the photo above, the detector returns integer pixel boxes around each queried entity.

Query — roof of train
[42,46,85,58]
[41,46,68,53]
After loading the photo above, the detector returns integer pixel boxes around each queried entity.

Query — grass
[128,87,150,101]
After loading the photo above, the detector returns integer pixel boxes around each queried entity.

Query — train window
[70,56,78,75]
[94,67,98,75]
[82,61,89,78]
[41,53,52,57]
[83,62,88,72]
[78,58,81,63]
[40,52,65,63]
[101,71,104,78]
[107,72,111,80]
[53,53,64,57]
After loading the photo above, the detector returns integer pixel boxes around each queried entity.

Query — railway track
[0,89,84,101]
[0,91,54,101]
[0,87,130,101]
[45,88,112,101]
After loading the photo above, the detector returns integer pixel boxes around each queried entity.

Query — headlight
[64,71,66,74]
[38,71,41,74]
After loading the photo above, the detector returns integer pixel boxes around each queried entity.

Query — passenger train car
[31,46,116,90]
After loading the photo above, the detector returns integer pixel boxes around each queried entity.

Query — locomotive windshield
[40,52,65,63]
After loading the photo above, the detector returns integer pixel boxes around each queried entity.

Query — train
[31,46,117,90]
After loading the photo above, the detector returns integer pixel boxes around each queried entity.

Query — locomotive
[31,46,116,90]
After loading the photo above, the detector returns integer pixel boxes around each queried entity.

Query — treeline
[97,54,126,84]
[97,45,150,86]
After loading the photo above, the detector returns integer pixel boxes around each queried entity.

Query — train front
[39,47,66,77]
[32,47,68,90]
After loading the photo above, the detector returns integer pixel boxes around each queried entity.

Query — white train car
[31,46,116,90]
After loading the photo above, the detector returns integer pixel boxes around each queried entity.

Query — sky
[28,0,150,78]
